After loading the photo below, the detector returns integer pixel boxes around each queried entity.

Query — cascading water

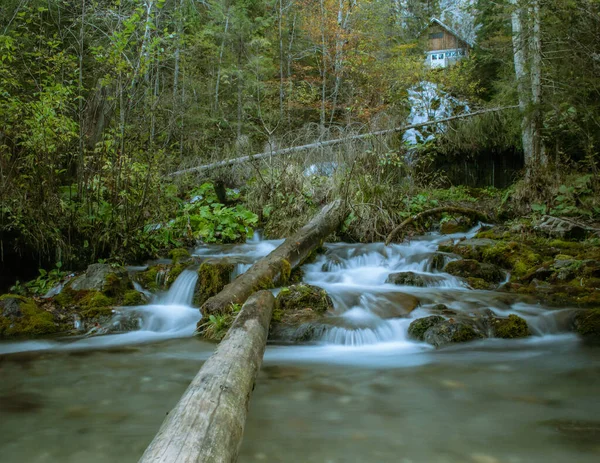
[0,270,201,354]
[292,225,570,349]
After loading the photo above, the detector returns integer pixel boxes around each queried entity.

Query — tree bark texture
[200,199,346,317]
[138,290,275,463]
[170,105,517,176]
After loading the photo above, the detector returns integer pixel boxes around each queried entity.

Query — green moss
[0,295,57,338]
[142,266,161,291]
[194,262,234,307]
[407,316,444,341]
[452,324,481,343]
[493,314,530,339]
[54,287,77,307]
[573,309,600,344]
[467,278,491,290]
[476,229,504,240]
[79,291,113,310]
[80,306,114,319]
[136,263,186,292]
[254,275,274,291]
[276,283,333,314]
[280,259,292,284]
[169,248,191,264]
[103,270,132,298]
[123,290,145,306]
[548,239,583,250]
[166,263,186,287]
[481,241,542,280]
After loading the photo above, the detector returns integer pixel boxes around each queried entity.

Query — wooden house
[425,18,472,68]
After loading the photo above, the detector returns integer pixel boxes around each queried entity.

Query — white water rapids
[0,225,578,360]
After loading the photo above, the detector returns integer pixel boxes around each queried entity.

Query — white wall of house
[425,48,467,68]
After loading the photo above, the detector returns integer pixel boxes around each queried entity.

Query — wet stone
[386,272,427,287]
[408,316,444,341]
[423,320,484,348]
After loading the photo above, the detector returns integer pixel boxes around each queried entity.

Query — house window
[429,32,444,39]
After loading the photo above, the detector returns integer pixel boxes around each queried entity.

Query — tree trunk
[511,0,546,176]
[139,291,275,463]
[200,199,346,317]
[170,105,517,175]
[530,0,546,168]
[510,0,534,174]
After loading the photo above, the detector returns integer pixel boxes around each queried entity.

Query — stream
[1,228,599,462]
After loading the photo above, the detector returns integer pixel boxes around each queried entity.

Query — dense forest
[1,0,599,289]
[0,0,598,296]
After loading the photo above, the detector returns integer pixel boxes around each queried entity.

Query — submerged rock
[408,316,444,341]
[445,259,505,284]
[423,320,484,348]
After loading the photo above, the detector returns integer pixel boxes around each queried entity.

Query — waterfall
[156,269,198,306]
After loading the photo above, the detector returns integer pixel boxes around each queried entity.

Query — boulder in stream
[489,314,530,339]
[269,284,334,342]
[386,272,427,287]
[444,259,505,285]
[572,309,600,345]
[423,320,484,348]
[408,316,445,341]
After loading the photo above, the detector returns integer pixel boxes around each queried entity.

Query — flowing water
[1,228,599,463]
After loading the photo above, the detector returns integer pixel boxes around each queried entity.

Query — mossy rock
[277,284,333,314]
[440,218,472,235]
[491,314,530,339]
[481,241,543,279]
[573,309,600,345]
[445,259,505,283]
[408,316,444,341]
[80,306,115,320]
[123,290,146,306]
[270,284,334,342]
[0,294,58,338]
[423,320,484,348]
[69,264,133,297]
[193,261,234,307]
[386,272,427,287]
[438,238,497,260]
[466,277,495,290]
[169,248,192,264]
[135,263,187,292]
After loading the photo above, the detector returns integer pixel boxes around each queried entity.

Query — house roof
[429,18,474,48]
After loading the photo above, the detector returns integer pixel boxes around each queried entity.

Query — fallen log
[385,206,491,246]
[199,199,346,318]
[139,290,275,463]
[170,105,518,176]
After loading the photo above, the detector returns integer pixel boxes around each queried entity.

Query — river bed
[1,229,599,462]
